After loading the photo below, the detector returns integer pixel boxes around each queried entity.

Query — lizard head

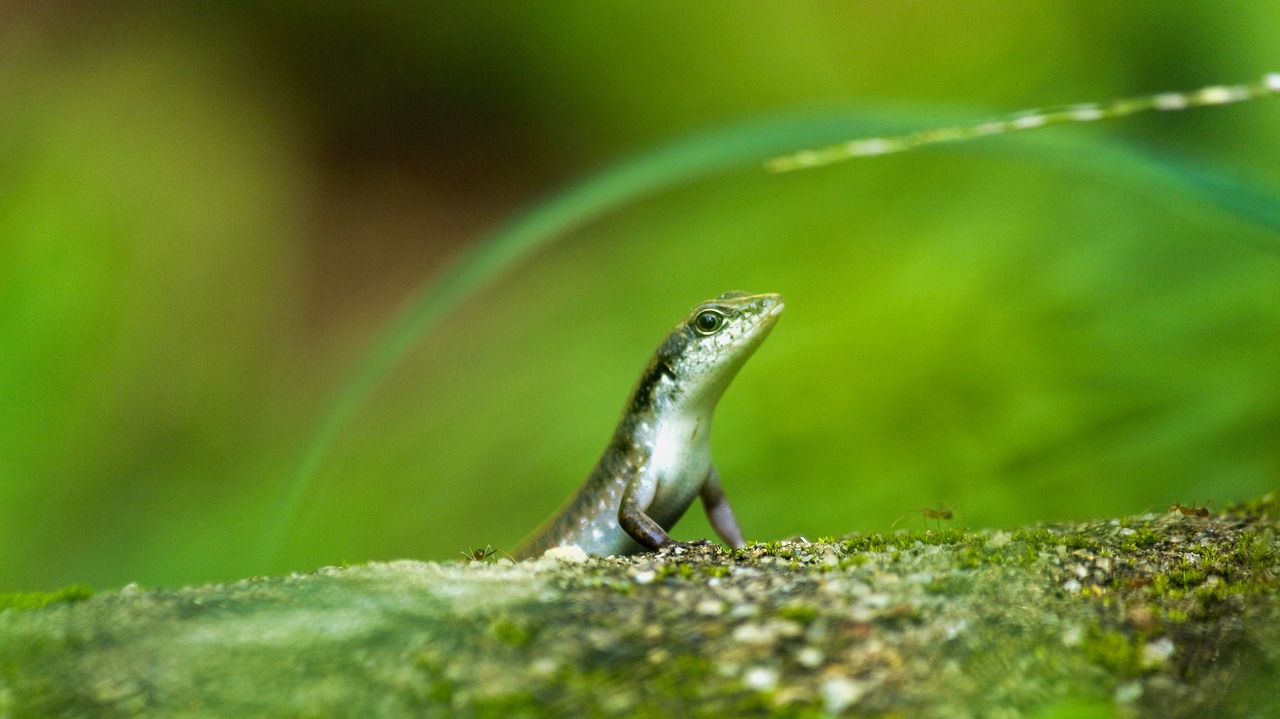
[634,291,784,415]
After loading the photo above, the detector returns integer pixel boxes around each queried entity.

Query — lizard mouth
[754,300,785,330]
[728,300,783,348]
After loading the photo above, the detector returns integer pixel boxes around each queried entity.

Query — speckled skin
[514,292,783,559]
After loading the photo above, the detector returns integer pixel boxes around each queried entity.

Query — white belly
[644,416,712,528]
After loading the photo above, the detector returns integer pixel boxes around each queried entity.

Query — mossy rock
[2,496,1277,718]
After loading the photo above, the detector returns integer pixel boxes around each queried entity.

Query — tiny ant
[1168,499,1212,518]
[459,544,506,562]
[892,503,957,531]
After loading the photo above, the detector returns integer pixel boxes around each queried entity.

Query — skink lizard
[514,291,783,559]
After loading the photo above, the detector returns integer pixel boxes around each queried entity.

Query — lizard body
[513,291,782,558]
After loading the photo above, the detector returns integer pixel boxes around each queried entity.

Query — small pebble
[986,531,1011,549]
[1061,626,1083,647]
[543,545,589,563]
[1141,637,1175,668]
[743,667,779,692]
[1114,681,1143,704]
[821,676,865,712]
[795,646,824,668]
[732,623,777,646]
[695,600,724,616]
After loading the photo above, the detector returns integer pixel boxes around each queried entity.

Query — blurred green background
[2,2,1278,592]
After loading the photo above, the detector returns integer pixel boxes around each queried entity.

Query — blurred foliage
[1,2,1278,592]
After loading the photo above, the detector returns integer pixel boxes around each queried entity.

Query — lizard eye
[692,310,725,335]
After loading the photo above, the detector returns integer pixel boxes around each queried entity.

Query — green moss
[425,678,455,705]
[958,545,989,569]
[840,535,886,554]
[654,562,697,581]
[546,652,750,718]
[472,691,542,719]
[1015,545,1041,566]
[1062,535,1102,552]
[699,564,730,579]
[1197,545,1221,567]
[839,553,870,568]
[890,533,922,550]
[1119,528,1161,551]
[1032,697,1121,719]
[491,618,534,647]
[582,574,635,594]
[1232,531,1274,569]
[1168,560,1207,589]
[1079,627,1147,677]
[414,653,457,704]
[915,528,968,546]
[777,604,817,625]
[1013,528,1059,545]
[0,584,94,611]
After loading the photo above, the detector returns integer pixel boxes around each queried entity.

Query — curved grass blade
[768,73,1280,171]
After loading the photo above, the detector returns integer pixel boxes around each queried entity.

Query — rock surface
[2,497,1278,718]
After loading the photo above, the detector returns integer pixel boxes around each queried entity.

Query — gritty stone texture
[1,496,1278,718]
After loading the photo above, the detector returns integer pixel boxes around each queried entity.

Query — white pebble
[1141,637,1175,667]
[985,531,1011,549]
[821,676,865,712]
[530,658,559,677]
[732,623,777,646]
[795,647,825,668]
[542,545,589,563]
[863,593,891,609]
[1114,681,1143,704]
[695,600,725,616]
[743,667,779,692]
[1061,626,1083,647]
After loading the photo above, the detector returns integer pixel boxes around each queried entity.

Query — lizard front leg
[618,478,676,551]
